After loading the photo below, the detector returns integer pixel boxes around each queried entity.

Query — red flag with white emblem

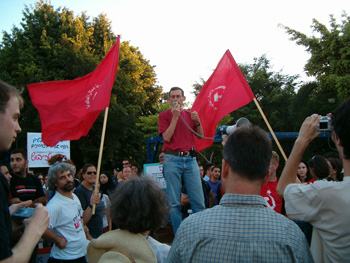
[191,50,255,151]
[27,36,120,147]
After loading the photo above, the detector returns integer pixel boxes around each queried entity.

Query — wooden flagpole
[253,98,288,162]
[92,107,109,214]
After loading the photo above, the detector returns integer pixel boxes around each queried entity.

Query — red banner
[192,50,255,151]
[28,36,120,146]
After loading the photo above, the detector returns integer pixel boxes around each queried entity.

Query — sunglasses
[86,171,97,175]
[123,162,129,165]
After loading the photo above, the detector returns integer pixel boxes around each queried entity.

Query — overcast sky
[1,0,349,102]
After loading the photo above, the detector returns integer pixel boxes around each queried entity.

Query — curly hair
[47,163,74,191]
[110,177,169,233]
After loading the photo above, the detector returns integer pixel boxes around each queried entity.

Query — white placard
[143,163,167,190]
[27,133,70,168]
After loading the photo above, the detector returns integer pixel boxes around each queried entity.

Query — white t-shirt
[46,192,89,260]
[284,177,350,263]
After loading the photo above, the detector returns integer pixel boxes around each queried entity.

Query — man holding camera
[0,80,49,263]
[158,87,205,234]
[277,99,350,263]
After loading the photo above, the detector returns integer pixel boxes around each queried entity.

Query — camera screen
[319,122,328,129]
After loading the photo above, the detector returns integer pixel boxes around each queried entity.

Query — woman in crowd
[308,155,330,181]
[327,157,343,181]
[297,159,312,183]
[87,177,170,263]
[100,171,116,233]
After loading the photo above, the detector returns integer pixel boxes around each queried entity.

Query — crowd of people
[1,82,350,263]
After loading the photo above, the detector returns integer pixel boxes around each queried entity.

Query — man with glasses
[158,87,205,234]
[74,164,104,238]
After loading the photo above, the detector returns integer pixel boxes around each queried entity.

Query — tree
[0,1,161,171]
[283,12,350,101]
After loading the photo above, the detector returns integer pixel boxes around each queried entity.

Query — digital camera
[317,116,333,132]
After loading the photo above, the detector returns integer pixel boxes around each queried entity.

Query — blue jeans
[163,154,205,234]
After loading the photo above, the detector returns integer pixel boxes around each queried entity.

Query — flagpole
[253,98,288,162]
[92,107,109,214]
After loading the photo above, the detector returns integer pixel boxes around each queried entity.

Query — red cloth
[260,180,283,214]
[158,109,197,151]
[27,36,120,146]
[191,50,255,151]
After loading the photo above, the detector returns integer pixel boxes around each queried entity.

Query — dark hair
[223,126,272,181]
[0,80,24,113]
[10,149,27,161]
[308,155,330,179]
[327,157,343,181]
[204,163,213,175]
[169,87,184,96]
[332,98,350,159]
[110,177,169,233]
[48,163,74,191]
[47,154,67,166]
[82,164,95,173]
[100,171,116,196]
[297,159,312,182]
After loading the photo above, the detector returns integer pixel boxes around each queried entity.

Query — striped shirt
[167,193,314,263]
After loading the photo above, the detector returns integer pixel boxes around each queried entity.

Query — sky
[1,0,350,103]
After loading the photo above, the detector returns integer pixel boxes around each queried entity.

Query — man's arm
[42,228,67,249]
[191,111,204,139]
[208,191,214,208]
[276,114,321,198]
[34,196,46,205]
[1,204,49,263]
[8,198,21,205]
[161,106,180,143]
[82,192,100,225]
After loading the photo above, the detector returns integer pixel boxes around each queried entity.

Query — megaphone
[217,117,251,137]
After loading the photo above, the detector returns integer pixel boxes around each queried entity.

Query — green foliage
[0,0,161,171]
[283,12,350,101]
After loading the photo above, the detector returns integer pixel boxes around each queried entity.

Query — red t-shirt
[158,109,197,151]
[260,180,283,214]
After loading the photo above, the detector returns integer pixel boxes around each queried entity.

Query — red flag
[192,50,255,151]
[28,36,120,146]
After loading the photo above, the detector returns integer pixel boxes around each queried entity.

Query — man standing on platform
[158,87,205,234]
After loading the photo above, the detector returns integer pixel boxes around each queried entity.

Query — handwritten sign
[143,163,167,190]
[27,133,70,168]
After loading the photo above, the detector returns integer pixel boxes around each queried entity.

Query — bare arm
[191,111,204,139]
[208,191,214,208]
[34,196,46,205]
[8,198,21,205]
[82,192,100,225]
[1,204,49,263]
[276,114,321,198]
[42,228,67,249]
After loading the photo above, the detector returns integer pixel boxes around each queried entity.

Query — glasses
[170,95,182,99]
[86,171,97,175]
[123,162,129,165]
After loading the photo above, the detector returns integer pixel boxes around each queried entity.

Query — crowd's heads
[271,151,279,164]
[223,126,272,181]
[47,162,74,191]
[332,98,350,159]
[308,155,330,180]
[0,165,11,183]
[122,166,132,181]
[81,164,97,183]
[110,177,169,233]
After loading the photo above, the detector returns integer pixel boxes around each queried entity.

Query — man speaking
[158,87,205,234]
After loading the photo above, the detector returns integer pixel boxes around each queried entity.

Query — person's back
[167,126,313,263]
[170,194,311,262]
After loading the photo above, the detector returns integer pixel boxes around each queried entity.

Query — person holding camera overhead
[277,101,350,263]
[158,87,205,234]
